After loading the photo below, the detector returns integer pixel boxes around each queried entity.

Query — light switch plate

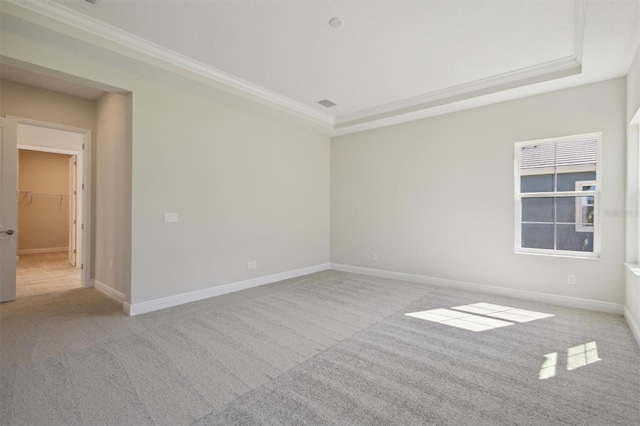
[164,212,179,223]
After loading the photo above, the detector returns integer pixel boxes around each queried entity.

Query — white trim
[623,306,640,348]
[625,262,640,276]
[10,117,92,289]
[330,263,623,315]
[514,248,600,260]
[514,132,602,258]
[124,263,331,316]
[17,247,67,255]
[3,0,334,127]
[3,0,586,133]
[520,165,596,176]
[92,279,125,304]
[336,56,582,126]
[573,0,587,64]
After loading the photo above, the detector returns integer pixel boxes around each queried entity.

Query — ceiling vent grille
[317,99,336,108]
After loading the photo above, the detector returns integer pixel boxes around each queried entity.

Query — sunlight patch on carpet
[405,303,552,332]
[538,341,601,379]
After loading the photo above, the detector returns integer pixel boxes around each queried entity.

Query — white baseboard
[124,263,331,316]
[624,306,640,348]
[92,279,125,304]
[18,247,68,255]
[330,263,624,315]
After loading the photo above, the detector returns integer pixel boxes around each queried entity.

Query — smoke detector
[329,17,344,28]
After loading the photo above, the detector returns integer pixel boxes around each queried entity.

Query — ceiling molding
[337,0,587,128]
[573,0,587,63]
[2,0,588,135]
[2,0,335,127]
[336,56,582,128]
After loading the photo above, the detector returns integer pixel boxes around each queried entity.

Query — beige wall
[0,80,96,130]
[17,149,71,252]
[95,93,132,297]
[129,78,330,304]
[332,78,626,305]
[1,17,331,306]
[1,80,132,297]
[1,79,96,266]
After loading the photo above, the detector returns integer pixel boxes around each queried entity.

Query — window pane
[522,224,554,249]
[556,197,575,223]
[556,224,593,252]
[521,175,554,193]
[522,198,554,222]
[557,172,596,192]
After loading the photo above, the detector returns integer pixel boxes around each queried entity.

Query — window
[515,133,601,258]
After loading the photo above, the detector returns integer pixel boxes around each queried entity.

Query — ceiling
[2,0,639,134]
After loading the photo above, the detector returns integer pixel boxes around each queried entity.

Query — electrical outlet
[248,260,258,270]
[164,212,179,223]
[372,254,378,262]
[568,275,576,285]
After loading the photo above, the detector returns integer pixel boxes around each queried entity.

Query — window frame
[514,133,602,259]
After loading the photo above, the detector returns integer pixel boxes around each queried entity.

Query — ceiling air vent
[317,99,336,108]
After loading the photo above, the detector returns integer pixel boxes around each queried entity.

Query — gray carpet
[1,271,639,425]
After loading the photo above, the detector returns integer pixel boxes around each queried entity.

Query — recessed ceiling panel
[37,0,640,131]
[51,0,576,116]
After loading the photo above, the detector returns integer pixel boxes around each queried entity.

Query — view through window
[515,133,601,257]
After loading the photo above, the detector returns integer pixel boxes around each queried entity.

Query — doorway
[13,119,91,298]
[16,148,80,296]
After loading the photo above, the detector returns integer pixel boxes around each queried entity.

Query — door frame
[10,116,92,289]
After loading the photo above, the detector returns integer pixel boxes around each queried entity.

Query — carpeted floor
[1,270,638,425]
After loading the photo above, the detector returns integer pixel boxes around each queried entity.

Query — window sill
[625,263,640,277]
[515,250,600,260]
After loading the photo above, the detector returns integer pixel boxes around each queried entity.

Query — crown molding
[2,0,335,127]
[573,0,587,63]
[336,0,586,129]
[2,0,587,135]
[335,56,582,128]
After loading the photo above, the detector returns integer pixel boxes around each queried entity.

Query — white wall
[1,16,331,309]
[332,78,626,305]
[625,45,640,344]
[95,93,132,298]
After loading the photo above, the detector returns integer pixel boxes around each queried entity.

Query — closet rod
[18,190,69,197]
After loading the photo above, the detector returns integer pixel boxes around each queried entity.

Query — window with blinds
[515,134,601,258]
